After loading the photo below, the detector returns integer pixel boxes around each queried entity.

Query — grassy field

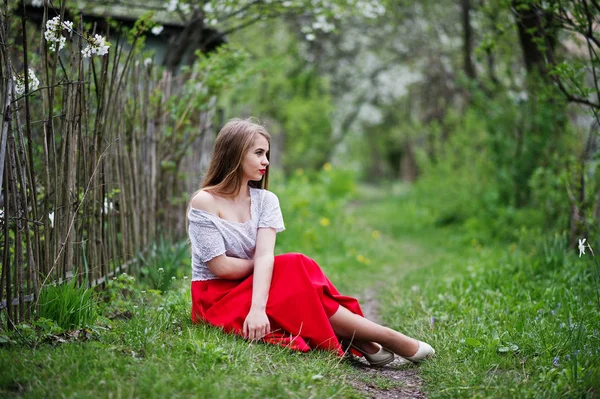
[356,183,600,398]
[1,176,599,398]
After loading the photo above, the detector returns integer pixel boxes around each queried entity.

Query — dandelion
[319,217,330,227]
[323,162,332,171]
[356,254,366,264]
[372,230,381,239]
[579,238,587,257]
[151,25,164,35]
[44,16,73,52]
[158,268,164,273]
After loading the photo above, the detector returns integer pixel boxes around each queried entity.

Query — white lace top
[188,188,286,281]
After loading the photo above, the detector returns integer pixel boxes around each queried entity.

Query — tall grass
[37,278,98,330]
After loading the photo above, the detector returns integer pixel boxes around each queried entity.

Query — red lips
[259,169,266,175]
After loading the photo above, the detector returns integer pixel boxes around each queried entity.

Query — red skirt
[191,252,365,355]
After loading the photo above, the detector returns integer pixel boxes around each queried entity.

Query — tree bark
[511,0,557,79]
[461,0,477,79]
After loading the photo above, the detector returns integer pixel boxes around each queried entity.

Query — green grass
[357,183,600,398]
[38,278,98,330]
[3,175,598,398]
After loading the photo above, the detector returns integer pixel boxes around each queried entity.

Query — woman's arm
[242,227,276,340]
[207,255,253,280]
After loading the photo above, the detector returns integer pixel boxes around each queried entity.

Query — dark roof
[26,0,188,27]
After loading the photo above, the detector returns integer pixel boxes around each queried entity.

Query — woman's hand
[243,307,270,341]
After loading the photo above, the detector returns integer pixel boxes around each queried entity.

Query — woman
[188,118,434,366]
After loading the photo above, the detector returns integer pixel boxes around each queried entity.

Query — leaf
[466,337,483,347]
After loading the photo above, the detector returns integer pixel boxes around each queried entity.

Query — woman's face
[242,134,270,182]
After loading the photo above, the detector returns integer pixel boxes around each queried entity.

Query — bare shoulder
[190,190,218,213]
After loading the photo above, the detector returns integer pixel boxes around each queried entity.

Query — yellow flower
[323,162,332,172]
[372,230,381,239]
[356,254,366,263]
[296,168,304,175]
[320,217,330,227]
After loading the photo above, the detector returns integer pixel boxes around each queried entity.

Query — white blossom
[179,2,191,13]
[203,2,213,13]
[166,0,178,12]
[143,57,152,67]
[151,25,164,35]
[48,211,54,228]
[165,0,190,13]
[103,198,114,213]
[44,16,73,52]
[305,33,316,41]
[13,68,40,96]
[82,34,110,58]
[356,0,386,19]
[578,238,587,257]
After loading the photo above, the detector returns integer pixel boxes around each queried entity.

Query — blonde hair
[197,118,271,198]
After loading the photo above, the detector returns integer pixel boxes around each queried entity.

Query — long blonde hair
[197,118,271,198]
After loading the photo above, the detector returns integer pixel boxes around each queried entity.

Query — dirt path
[345,287,426,398]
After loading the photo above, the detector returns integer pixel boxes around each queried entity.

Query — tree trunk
[512,0,557,79]
[461,0,477,80]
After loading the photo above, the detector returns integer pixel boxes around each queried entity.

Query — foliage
[37,278,98,330]
[137,239,191,292]
[224,21,335,174]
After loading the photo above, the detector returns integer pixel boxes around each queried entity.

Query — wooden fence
[0,4,220,328]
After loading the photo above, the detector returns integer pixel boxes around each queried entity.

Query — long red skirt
[191,252,365,356]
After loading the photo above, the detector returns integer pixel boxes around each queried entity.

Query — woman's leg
[329,305,420,357]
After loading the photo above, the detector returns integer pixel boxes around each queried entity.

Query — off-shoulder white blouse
[188,188,285,281]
